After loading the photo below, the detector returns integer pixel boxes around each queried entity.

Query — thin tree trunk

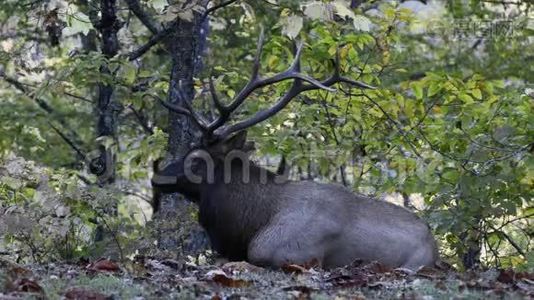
[156,5,210,255]
[92,0,120,185]
[91,0,120,244]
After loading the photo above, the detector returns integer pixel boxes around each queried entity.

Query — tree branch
[201,0,239,22]
[128,104,154,134]
[124,0,161,34]
[0,73,84,145]
[488,225,526,257]
[49,122,87,160]
[128,25,174,61]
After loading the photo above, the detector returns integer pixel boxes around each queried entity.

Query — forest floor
[1,256,533,299]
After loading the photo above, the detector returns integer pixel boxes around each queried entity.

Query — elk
[152,31,438,269]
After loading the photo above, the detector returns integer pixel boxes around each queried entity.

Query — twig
[360,92,423,158]
[318,92,348,186]
[124,0,161,34]
[1,73,84,145]
[488,224,526,257]
[63,91,93,103]
[128,24,174,61]
[49,122,87,160]
[128,104,154,134]
[77,174,94,185]
[200,0,239,22]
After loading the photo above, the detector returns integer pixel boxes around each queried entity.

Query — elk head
[152,29,375,201]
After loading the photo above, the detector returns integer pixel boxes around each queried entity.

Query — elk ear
[223,131,248,151]
[153,158,162,172]
[243,141,255,152]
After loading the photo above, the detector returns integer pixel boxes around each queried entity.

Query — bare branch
[128,104,154,134]
[49,122,87,160]
[488,224,526,257]
[124,0,161,34]
[128,25,174,61]
[1,73,84,145]
[201,0,239,22]
[147,93,209,131]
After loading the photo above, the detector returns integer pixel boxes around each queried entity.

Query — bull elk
[152,31,438,269]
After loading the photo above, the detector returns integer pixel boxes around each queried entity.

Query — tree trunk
[91,0,120,244]
[155,7,210,255]
[91,0,120,185]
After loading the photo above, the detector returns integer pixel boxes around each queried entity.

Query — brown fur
[152,132,439,269]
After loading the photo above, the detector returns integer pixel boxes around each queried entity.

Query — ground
[1,256,532,299]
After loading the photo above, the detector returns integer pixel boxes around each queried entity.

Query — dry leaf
[205,270,252,288]
[13,278,44,294]
[65,287,110,300]
[87,259,120,273]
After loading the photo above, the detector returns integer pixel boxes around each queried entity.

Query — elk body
[153,132,438,269]
[153,31,438,269]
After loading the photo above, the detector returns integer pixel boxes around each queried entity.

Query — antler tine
[216,48,377,139]
[204,28,266,133]
[208,75,227,114]
[251,26,265,79]
[151,89,211,132]
[149,93,190,115]
[206,29,376,140]
[216,84,301,138]
[289,41,304,72]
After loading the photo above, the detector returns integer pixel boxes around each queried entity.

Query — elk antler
[160,28,376,143]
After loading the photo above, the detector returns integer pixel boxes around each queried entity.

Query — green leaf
[428,82,441,97]
[66,12,94,35]
[412,83,423,99]
[332,1,355,20]
[471,88,482,100]
[458,93,474,104]
[227,89,235,98]
[442,168,460,182]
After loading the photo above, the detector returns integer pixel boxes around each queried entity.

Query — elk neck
[197,158,283,259]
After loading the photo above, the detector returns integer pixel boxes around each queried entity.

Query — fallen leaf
[365,261,392,274]
[416,266,444,279]
[65,287,110,300]
[205,270,252,288]
[326,272,368,288]
[497,269,515,284]
[222,261,263,274]
[161,259,182,270]
[86,259,120,273]
[211,293,223,300]
[13,278,43,294]
[281,264,309,274]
